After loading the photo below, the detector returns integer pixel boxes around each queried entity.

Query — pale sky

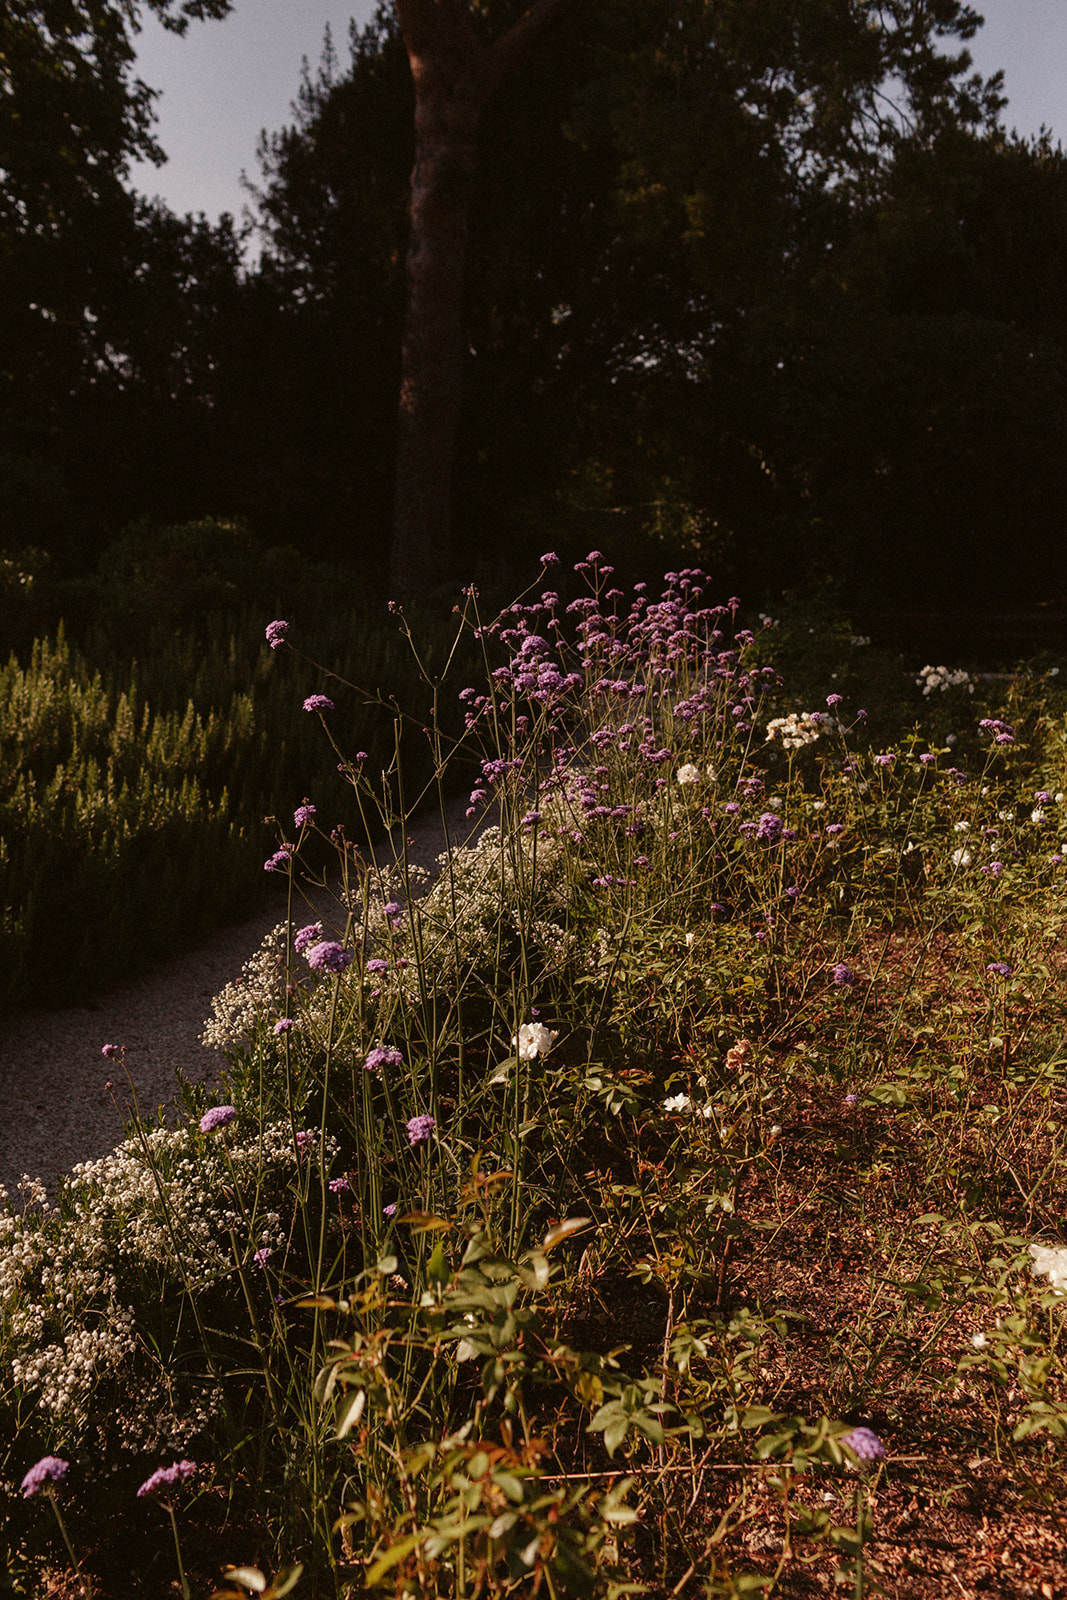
[128,0,1067,228]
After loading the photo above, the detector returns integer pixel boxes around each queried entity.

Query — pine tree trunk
[389,0,578,601]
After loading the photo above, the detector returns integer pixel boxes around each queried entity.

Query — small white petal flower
[951,848,972,868]
[953,820,970,832]
[1030,1242,1067,1292]
[663,1094,691,1112]
[676,763,700,785]
[513,1022,559,1060]
[970,1332,989,1349]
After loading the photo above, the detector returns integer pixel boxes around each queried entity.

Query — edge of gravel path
[0,796,475,1201]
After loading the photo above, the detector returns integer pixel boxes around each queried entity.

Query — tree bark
[389,0,577,600]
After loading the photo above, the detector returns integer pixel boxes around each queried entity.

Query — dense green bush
[0,521,475,1014]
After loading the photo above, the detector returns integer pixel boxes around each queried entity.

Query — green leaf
[336,1388,366,1439]
[365,1533,424,1587]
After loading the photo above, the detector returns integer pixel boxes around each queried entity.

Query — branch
[483,0,583,97]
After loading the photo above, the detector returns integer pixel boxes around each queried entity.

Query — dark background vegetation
[3,0,1066,625]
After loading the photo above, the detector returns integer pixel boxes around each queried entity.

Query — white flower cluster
[917,665,974,697]
[766,712,822,750]
[513,1022,559,1060]
[1030,1242,1067,1293]
[201,922,290,1048]
[1,1117,327,1447]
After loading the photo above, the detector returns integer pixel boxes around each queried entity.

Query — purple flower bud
[305,941,352,974]
[303,694,335,713]
[832,964,855,987]
[406,1114,436,1147]
[293,922,322,955]
[265,620,288,650]
[364,1046,404,1073]
[101,1043,120,1060]
[840,1427,886,1462]
[293,802,316,828]
[21,1456,69,1497]
[137,1460,197,1499]
[273,1017,295,1035]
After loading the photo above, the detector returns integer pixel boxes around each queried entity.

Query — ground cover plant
[3,554,1067,1597]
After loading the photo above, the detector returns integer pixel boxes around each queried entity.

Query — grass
[2,554,1067,1599]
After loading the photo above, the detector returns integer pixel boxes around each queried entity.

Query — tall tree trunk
[389,0,577,600]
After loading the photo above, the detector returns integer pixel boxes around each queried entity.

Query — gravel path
[0,799,472,1202]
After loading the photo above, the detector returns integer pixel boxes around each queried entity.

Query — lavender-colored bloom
[364,1046,404,1073]
[21,1456,69,1497]
[303,694,335,713]
[305,940,352,974]
[295,1130,315,1152]
[919,752,937,765]
[539,551,560,566]
[199,1105,236,1133]
[986,961,1012,977]
[265,619,288,650]
[264,848,292,873]
[784,885,801,899]
[101,1043,120,1060]
[844,1092,858,1107]
[253,1247,272,1269]
[365,957,389,976]
[1035,790,1053,804]
[273,1017,295,1035]
[293,802,316,828]
[840,1427,886,1462]
[873,753,894,767]
[136,1459,197,1499]
[406,1114,436,1147]
[832,964,855,987]
[329,1176,350,1194]
[383,901,403,923]
[293,922,323,955]
[383,1202,398,1217]
[756,812,783,842]
[826,693,843,706]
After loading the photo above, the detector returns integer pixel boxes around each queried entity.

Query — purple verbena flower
[101,1044,120,1060]
[293,802,316,828]
[383,1203,398,1217]
[986,961,1012,977]
[826,693,843,706]
[295,1130,315,1152]
[844,1092,858,1107]
[303,694,335,713]
[832,964,855,987]
[293,922,322,955]
[756,812,783,842]
[264,848,292,873]
[365,958,389,976]
[406,1114,435,1147]
[199,1105,236,1133]
[265,620,288,650]
[840,1427,886,1462]
[305,941,352,974]
[364,1046,404,1073]
[136,1459,197,1499]
[383,902,403,923]
[273,1017,295,1035]
[329,1176,350,1194]
[253,1247,272,1269]
[21,1456,69,1497]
